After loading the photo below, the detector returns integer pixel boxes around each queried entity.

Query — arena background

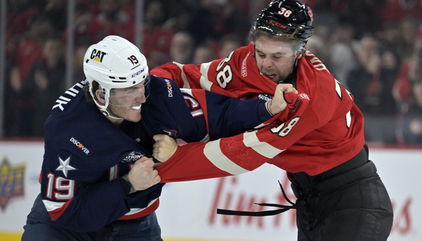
[0,0,421,240]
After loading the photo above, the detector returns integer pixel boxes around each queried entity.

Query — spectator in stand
[218,34,243,59]
[73,44,89,84]
[306,23,331,65]
[6,0,39,64]
[216,0,251,39]
[393,25,422,108]
[169,32,195,64]
[71,3,100,46]
[329,22,357,86]
[347,34,401,142]
[378,22,402,57]
[396,28,422,144]
[119,0,136,22]
[14,14,53,81]
[142,0,174,68]
[397,17,420,58]
[400,79,422,144]
[409,28,422,91]
[3,67,33,137]
[162,3,194,32]
[314,0,386,38]
[26,37,66,136]
[378,48,400,115]
[189,0,250,44]
[192,43,216,64]
[85,0,134,41]
[381,0,422,22]
[4,1,46,137]
[4,14,53,137]
[347,34,381,113]
[347,35,397,143]
[44,0,67,33]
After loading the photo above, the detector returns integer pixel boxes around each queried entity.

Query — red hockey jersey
[151,42,365,180]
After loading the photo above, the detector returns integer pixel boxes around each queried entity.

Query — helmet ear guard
[83,35,149,119]
[251,0,314,43]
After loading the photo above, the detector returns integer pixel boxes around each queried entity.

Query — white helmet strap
[89,84,123,120]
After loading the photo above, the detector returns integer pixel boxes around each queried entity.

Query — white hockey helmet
[83,35,149,117]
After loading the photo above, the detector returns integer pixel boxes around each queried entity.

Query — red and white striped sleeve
[156,93,311,182]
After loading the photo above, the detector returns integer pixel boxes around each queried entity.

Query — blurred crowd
[2,0,422,145]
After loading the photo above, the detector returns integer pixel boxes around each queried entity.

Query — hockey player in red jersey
[151,1,393,240]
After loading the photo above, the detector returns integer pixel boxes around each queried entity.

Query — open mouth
[131,104,143,110]
[264,73,276,80]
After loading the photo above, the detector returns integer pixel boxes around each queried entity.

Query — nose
[135,93,146,104]
[134,88,146,104]
[261,56,273,69]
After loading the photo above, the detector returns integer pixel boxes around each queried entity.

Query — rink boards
[0,141,420,241]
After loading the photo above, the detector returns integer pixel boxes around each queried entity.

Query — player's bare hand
[128,157,161,190]
[268,84,298,115]
[152,134,178,162]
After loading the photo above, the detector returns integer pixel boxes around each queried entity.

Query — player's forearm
[156,135,270,182]
[207,97,272,139]
[156,142,237,182]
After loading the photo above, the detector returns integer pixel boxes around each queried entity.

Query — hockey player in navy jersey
[21,35,297,241]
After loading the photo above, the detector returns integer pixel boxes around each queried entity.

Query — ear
[95,89,105,104]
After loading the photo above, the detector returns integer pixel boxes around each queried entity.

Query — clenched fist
[152,134,178,162]
[267,83,298,115]
[127,157,161,190]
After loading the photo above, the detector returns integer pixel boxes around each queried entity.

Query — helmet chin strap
[103,109,124,120]
[89,86,124,121]
[95,101,124,121]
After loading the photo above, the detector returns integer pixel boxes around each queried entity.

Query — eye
[132,85,145,93]
[257,53,265,58]
[125,88,137,94]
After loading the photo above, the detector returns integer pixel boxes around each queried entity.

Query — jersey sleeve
[142,76,272,142]
[185,88,272,140]
[156,92,312,182]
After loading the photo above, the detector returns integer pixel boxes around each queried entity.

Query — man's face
[254,35,298,83]
[108,82,147,122]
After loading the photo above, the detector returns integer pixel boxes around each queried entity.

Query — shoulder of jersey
[150,75,177,97]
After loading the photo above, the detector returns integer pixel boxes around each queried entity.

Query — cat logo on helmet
[90,49,107,63]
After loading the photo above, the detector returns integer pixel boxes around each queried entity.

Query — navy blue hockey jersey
[38,76,271,232]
